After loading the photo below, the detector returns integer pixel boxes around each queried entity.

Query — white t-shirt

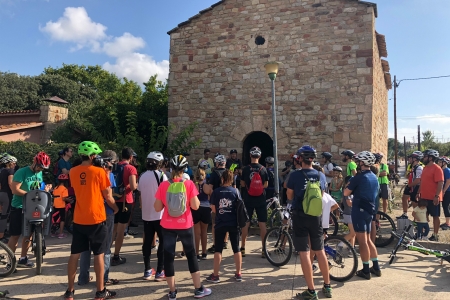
[413,206,427,223]
[138,170,168,221]
[322,192,337,229]
[323,162,334,184]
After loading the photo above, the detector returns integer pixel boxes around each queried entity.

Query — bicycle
[389,224,450,265]
[0,240,15,277]
[374,211,396,247]
[23,190,55,275]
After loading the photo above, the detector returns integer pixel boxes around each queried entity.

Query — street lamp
[264,61,281,195]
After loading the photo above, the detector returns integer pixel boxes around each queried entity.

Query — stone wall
[168,0,388,164]
[40,105,69,143]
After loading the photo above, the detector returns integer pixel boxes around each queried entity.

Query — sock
[371,258,380,270]
[363,261,370,273]
[324,283,331,288]
[308,288,316,294]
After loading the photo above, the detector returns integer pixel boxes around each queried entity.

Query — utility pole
[404,136,407,170]
[394,76,398,173]
[418,125,421,151]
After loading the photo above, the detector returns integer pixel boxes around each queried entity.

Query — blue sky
[0,0,449,142]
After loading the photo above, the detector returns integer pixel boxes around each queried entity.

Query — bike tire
[329,213,338,236]
[324,236,358,282]
[0,241,16,277]
[269,208,283,228]
[375,211,396,247]
[264,227,293,267]
[35,227,43,275]
[389,235,404,265]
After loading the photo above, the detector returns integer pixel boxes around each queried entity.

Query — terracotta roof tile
[0,109,40,115]
[0,122,44,133]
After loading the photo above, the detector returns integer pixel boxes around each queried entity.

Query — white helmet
[0,155,17,165]
[171,154,188,170]
[147,151,164,161]
[423,149,439,159]
[214,155,226,165]
[250,146,262,157]
[198,160,210,169]
[354,151,376,166]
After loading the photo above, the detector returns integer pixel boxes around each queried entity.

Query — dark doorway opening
[242,131,273,166]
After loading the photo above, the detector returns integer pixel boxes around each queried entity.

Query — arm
[190,196,200,210]
[102,187,119,214]
[330,203,339,211]
[203,183,212,196]
[240,180,246,188]
[443,178,450,195]
[412,211,417,220]
[61,168,70,175]
[263,181,268,188]
[7,175,13,191]
[409,178,421,188]
[154,199,164,212]
[351,169,357,176]
[434,181,444,205]
[129,174,137,191]
[343,188,352,197]
[11,181,26,197]
[286,188,294,200]
[210,204,216,214]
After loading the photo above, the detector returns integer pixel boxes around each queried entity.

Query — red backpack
[247,166,264,196]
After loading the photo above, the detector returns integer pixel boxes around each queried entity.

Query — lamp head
[264,61,281,81]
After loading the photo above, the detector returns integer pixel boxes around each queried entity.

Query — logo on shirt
[80,172,87,185]
[218,197,232,214]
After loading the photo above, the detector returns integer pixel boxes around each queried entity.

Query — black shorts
[244,201,267,223]
[9,207,23,236]
[114,203,133,224]
[292,210,323,252]
[214,226,240,254]
[192,206,212,224]
[423,199,440,217]
[352,209,373,233]
[379,184,389,200]
[71,222,107,255]
[409,186,420,203]
[54,207,66,223]
[403,185,411,196]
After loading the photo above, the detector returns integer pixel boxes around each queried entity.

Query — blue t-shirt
[444,168,450,193]
[287,168,322,210]
[210,186,241,229]
[57,159,72,179]
[104,172,116,215]
[347,170,379,215]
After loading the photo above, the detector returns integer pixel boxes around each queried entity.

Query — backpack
[236,196,249,228]
[247,166,264,196]
[332,162,338,168]
[166,179,187,217]
[112,163,126,201]
[267,168,275,188]
[302,170,323,217]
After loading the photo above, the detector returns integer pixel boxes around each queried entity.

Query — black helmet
[321,152,332,159]
[265,156,275,164]
[297,145,317,159]
[341,150,355,157]
[230,149,237,154]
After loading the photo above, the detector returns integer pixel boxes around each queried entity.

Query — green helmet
[78,141,102,156]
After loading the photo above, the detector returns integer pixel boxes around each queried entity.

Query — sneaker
[201,253,207,260]
[168,289,177,300]
[155,271,166,282]
[234,273,242,282]
[178,251,185,258]
[111,255,126,266]
[240,248,245,257]
[312,264,319,273]
[296,290,318,300]
[0,237,8,243]
[207,245,215,254]
[429,234,439,242]
[143,268,155,280]
[197,255,201,262]
[322,286,332,298]
[123,233,134,239]
[370,267,381,277]
[94,288,116,300]
[58,233,67,239]
[261,251,266,258]
[51,233,57,238]
[396,213,408,219]
[17,257,34,268]
[128,230,138,236]
[422,236,429,241]
[64,289,74,300]
[356,269,371,280]
[206,273,220,283]
[441,224,450,230]
[223,242,228,249]
[194,286,212,298]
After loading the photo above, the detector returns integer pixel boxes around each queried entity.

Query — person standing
[438,157,450,230]
[64,141,118,300]
[193,167,212,261]
[374,153,389,214]
[57,147,73,178]
[417,149,444,241]
[344,151,381,280]
[0,155,17,242]
[154,154,212,299]
[226,149,242,171]
[341,150,357,177]
[198,149,214,177]
[397,151,423,219]
[240,146,269,258]
[321,152,334,187]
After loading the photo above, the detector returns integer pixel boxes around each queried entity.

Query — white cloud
[40,7,168,83]
[416,114,450,125]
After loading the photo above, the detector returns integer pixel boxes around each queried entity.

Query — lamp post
[264,62,281,195]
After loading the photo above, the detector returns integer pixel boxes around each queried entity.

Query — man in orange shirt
[417,149,444,242]
[64,141,119,300]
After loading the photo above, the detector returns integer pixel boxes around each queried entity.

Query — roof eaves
[359,1,378,18]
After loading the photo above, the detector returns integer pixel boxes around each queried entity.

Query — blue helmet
[296,145,317,159]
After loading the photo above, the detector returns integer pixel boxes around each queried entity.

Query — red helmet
[58,174,69,180]
[34,151,50,169]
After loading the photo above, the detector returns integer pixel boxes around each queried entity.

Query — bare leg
[299,251,314,290]
[114,223,127,256]
[59,221,65,235]
[67,253,81,292]
[367,233,378,259]
[433,216,440,235]
[370,221,377,244]
[355,232,369,262]
[241,223,250,248]
[20,235,32,257]
[234,252,242,275]
[258,222,267,248]
[213,252,222,276]
[382,198,387,213]
[201,223,208,254]
[190,271,202,289]
[93,254,105,292]
[401,195,409,214]
[344,224,356,247]
[316,249,331,284]
[194,223,201,255]
[7,235,20,253]
[166,276,176,292]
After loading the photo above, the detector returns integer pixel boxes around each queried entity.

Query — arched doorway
[242,131,273,166]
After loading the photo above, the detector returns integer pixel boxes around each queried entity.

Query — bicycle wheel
[269,208,284,228]
[324,236,358,282]
[0,241,16,277]
[35,226,43,275]
[264,227,293,267]
[328,213,338,236]
[375,211,396,247]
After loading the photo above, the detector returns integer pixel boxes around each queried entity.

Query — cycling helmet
[423,149,439,158]
[354,151,376,166]
[214,154,226,165]
[78,141,102,156]
[214,152,221,158]
[58,174,69,180]
[296,145,317,159]
[147,151,164,162]
[132,151,138,158]
[34,151,51,169]
[265,156,275,164]
[0,155,17,165]
[230,149,237,154]
[321,152,332,159]
[374,153,383,163]
[341,150,355,157]
[249,146,262,157]
[333,166,343,172]
[198,160,210,169]
[313,161,321,166]
[171,154,188,170]
[410,151,423,160]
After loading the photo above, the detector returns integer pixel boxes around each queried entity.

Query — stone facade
[168,0,391,165]
[40,105,69,143]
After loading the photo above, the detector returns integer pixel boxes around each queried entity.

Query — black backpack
[236,197,249,228]
[267,168,275,188]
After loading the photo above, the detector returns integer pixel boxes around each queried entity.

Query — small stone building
[167,0,391,165]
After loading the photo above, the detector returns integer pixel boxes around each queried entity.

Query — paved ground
[1,228,450,300]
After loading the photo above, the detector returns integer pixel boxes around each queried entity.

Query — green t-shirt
[346,161,357,177]
[378,163,389,185]
[11,166,43,209]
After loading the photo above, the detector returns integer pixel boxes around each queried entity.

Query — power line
[396,74,450,86]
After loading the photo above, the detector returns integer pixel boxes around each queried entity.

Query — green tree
[421,130,435,150]
[0,72,41,110]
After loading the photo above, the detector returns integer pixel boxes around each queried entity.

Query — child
[412,199,430,240]
[329,166,344,217]
[52,174,70,238]
[342,176,356,248]
[207,169,242,283]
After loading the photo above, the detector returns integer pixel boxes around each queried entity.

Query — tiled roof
[0,122,43,133]
[0,109,40,115]
[167,0,378,35]
[43,96,68,104]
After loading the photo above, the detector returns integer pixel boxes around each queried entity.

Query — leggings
[0,192,10,234]
[143,220,164,273]
[215,226,240,254]
[162,227,199,277]
[443,192,450,218]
